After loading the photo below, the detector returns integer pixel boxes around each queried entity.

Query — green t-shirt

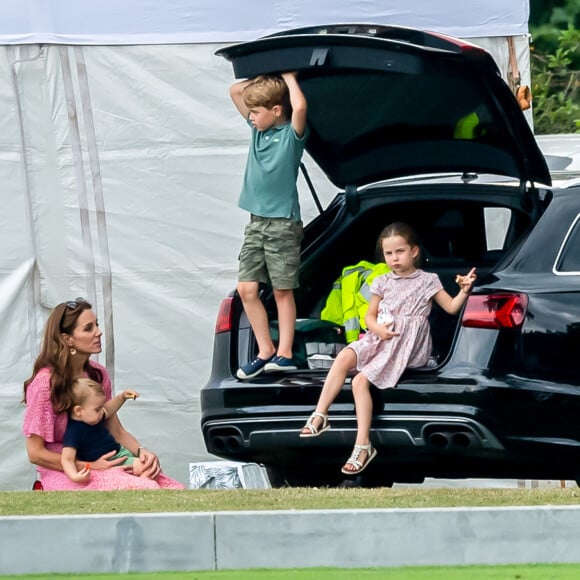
[238,120,309,220]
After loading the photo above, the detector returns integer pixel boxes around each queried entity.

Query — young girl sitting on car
[299,221,477,476]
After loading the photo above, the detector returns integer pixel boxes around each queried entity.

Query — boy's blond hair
[70,377,104,408]
[243,75,291,115]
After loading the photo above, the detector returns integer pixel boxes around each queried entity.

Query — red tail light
[461,293,528,329]
[215,297,233,334]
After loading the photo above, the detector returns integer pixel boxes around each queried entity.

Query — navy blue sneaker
[264,355,298,372]
[236,355,274,380]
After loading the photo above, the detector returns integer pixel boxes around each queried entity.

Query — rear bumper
[202,404,504,461]
[200,371,580,480]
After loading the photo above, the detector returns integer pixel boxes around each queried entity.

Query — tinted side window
[555,214,580,273]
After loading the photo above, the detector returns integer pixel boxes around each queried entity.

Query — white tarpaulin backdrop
[1,2,531,490]
[1,0,529,44]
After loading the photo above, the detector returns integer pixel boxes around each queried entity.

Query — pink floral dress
[22,362,184,491]
[349,269,443,389]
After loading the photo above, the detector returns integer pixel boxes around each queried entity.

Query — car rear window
[305,70,502,151]
[484,208,511,251]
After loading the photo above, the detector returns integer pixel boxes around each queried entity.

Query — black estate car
[201,24,580,487]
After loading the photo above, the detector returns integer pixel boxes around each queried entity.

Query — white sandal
[299,412,330,438]
[341,443,377,475]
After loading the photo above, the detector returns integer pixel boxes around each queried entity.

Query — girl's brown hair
[23,299,103,412]
[377,221,422,267]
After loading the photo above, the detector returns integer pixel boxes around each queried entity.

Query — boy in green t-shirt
[230,72,309,379]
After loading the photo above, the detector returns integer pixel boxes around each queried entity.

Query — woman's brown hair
[23,299,103,412]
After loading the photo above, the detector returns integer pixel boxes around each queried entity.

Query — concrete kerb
[2,506,580,575]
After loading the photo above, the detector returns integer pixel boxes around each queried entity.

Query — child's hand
[71,464,91,483]
[123,389,139,401]
[376,325,400,341]
[456,267,477,293]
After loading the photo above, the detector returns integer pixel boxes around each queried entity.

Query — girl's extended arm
[433,267,477,315]
[281,71,307,137]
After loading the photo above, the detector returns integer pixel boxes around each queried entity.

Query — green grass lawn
[3,488,580,578]
[2,486,580,516]
[4,564,580,579]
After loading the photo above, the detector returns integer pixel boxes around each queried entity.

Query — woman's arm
[106,413,161,478]
[26,432,122,473]
[26,434,66,471]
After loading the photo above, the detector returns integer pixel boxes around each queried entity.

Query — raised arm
[230,78,253,119]
[281,71,307,138]
[433,267,477,315]
[103,389,139,419]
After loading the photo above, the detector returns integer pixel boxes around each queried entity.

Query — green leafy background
[530,0,580,133]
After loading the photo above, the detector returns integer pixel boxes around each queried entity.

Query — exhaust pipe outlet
[207,427,245,454]
[451,432,479,449]
[427,432,450,449]
[224,435,243,454]
[210,436,227,454]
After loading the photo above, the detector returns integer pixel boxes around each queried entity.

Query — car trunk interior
[239,190,538,374]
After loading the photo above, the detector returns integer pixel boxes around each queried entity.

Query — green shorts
[238,216,303,290]
[109,445,136,466]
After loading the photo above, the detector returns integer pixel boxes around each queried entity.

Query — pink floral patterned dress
[22,362,184,490]
[349,269,443,389]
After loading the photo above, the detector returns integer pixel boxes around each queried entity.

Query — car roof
[537,134,580,180]
[217,24,551,189]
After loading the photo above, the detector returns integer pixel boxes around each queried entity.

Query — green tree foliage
[529,0,580,133]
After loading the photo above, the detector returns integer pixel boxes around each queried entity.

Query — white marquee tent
[1,1,532,489]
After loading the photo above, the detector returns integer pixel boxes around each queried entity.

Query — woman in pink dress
[300,222,477,476]
[22,298,184,490]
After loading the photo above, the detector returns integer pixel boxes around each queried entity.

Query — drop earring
[70,347,77,356]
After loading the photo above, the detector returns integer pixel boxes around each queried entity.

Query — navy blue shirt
[62,417,120,462]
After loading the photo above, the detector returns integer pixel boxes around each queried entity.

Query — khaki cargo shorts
[238,215,303,290]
